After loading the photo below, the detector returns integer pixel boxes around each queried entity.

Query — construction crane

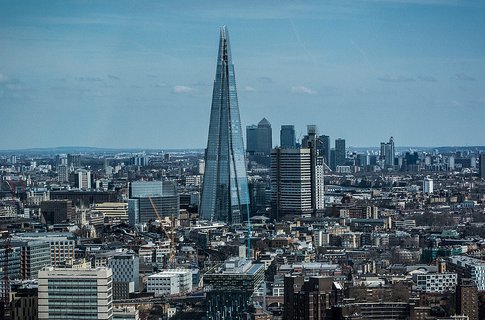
[148,197,175,267]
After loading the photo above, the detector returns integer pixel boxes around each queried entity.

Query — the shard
[200,26,250,225]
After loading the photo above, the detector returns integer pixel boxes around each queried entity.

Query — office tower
[67,154,81,168]
[57,164,68,182]
[200,26,250,225]
[40,200,75,225]
[480,153,485,179]
[271,147,324,220]
[320,134,331,165]
[246,118,272,166]
[107,251,140,299]
[38,267,113,320]
[128,180,179,226]
[335,138,346,167]
[75,169,92,189]
[204,257,264,320]
[423,177,433,194]
[456,279,478,320]
[280,125,296,149]
[380,137,395,166]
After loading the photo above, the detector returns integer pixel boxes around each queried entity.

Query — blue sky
[1,0,484,149]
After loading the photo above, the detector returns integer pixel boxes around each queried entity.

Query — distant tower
[246,118,272,166]
[335,138,346,167]
[480,153,485,180]
[423,177,434,194]
[280,125,296,149]
[200,26,250,225]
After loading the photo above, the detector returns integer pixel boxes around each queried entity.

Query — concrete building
[38,267,113,320]
[40,200,75,225]
[414,272,457,293]
[423,176,434,194]
[456,279,478,320]
[94,202,128,220]
[146,269,193,296]
[271,147,324,219]
[480,153,485,180]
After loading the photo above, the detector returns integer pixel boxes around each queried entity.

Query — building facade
[146,269,193,296]
[199,26,250,225]
[204,258,264,320]
[38,267,113,320]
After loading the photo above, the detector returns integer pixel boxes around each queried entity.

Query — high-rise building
[67,154,81,168]
[246,118,272,166]
[38,267,113,320]
[271,146,324,220]
[335,138,346,168]
[380,137,395,166]
[75,169,92,189]
[128,181,179,226]
[319,134,331,165]
[480,153,485,180]
[200,26,250,225]
[423,177,434,194]
[204,257,264,320]
[246,118,272,155]
[280,125,296,149]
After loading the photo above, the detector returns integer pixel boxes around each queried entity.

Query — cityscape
[2,1,485,320]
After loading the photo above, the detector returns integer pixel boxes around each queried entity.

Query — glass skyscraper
[200,26,250,225]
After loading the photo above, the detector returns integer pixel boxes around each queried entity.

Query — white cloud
[173,85,193,93]
[291,85,317,95]
[243,86,256,92]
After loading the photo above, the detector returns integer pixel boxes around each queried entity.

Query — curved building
[200,26,250,225]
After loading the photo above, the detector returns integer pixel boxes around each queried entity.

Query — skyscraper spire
[200,26,250,225]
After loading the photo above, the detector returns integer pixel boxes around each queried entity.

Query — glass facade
[200,26,250,225]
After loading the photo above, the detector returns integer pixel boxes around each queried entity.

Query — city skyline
[1,0,485,149]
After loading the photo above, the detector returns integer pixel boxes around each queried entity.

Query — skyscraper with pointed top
[200,26,250,225]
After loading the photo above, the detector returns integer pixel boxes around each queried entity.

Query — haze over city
[1,0,485,150]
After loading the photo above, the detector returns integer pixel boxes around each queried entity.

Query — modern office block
[38,267,113,320]
[335,138,346,168]
[271,147,324,220]
[447,256,485,291]
[146,269,193,296]
[200,26,250,225]
[128,180,179,225]
[204,258,264,320]
[280,125,296,149]
[107,251,140,293]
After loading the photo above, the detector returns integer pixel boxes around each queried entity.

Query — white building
[414,272,457,293]
[38,267,113,320]
[423,177,434,194]
[147,269,193,296]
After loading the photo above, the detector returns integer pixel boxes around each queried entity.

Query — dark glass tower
[200,26,250,225]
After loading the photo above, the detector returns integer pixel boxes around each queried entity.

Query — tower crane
[148,197,175,267]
